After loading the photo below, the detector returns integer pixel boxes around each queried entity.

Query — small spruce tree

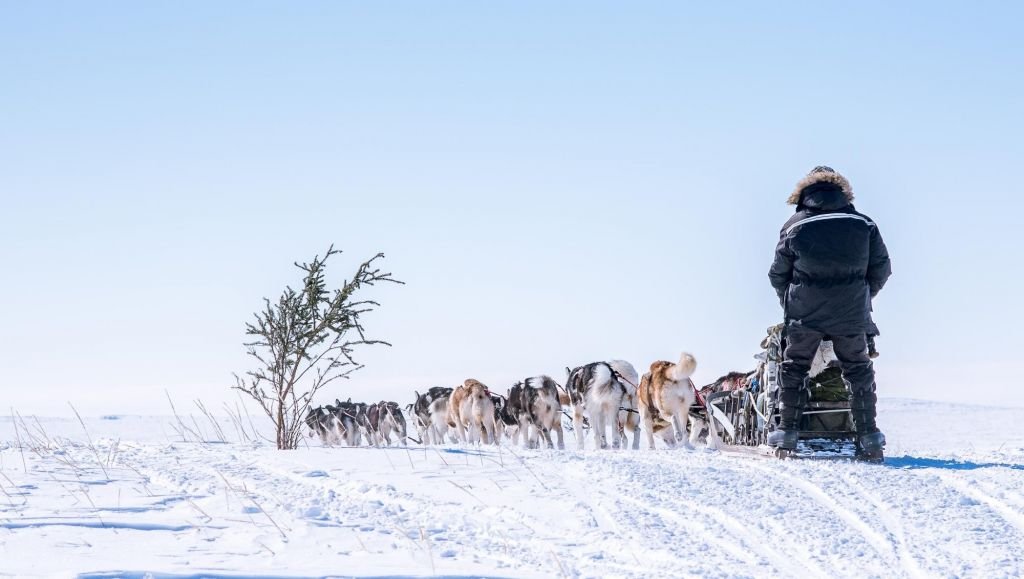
[233,246,400,449]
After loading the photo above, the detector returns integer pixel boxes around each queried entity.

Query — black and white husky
[332,399,366,446]
[305,406,334,444]
[412,387,454,445]
[565,362,628,450]
[507,376,564,449]
[367,401,408,446]
[491,394,519,443]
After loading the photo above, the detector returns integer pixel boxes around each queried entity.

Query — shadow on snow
[885,455,1024,471]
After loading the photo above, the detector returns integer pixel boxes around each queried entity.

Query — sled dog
[367,401,407,446]
[305,406,334,444]
[507,376,565,449]
[491,393,519,443]
[330,403,359,446]
[565,362,628,450]
[637,353,701,449]
[448,379,499,445]
[412,387,453,444]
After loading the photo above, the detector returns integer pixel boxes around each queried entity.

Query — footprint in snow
[304,470,329,477]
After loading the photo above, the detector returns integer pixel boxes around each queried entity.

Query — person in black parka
[767,166,892,456]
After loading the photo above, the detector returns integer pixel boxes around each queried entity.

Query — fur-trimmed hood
[787,169,854,205]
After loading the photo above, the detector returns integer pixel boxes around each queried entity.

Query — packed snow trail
[2,399,1024,577]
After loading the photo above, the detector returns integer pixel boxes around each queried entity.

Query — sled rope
[746,391,770,423]
[610,367,637,389]
[691,379,706,407]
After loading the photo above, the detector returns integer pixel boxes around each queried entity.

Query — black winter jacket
[768,171,892,335]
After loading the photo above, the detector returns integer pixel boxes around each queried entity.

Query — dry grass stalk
[68,403,110,481]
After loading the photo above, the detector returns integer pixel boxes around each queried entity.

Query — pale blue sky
[3,1,1022,415]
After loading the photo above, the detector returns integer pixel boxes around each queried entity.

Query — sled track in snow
[839,471,927,579]
[619,492,825,578]
[562,455,780,576]
[573,492,640,558]
[569,453,832,578]
[936,472,1024,534]
[740,460,905,573]
[619,494,762,568]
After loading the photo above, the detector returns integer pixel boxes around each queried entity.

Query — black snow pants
[779,324,878,434]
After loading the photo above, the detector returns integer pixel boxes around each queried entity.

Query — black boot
[768,429,798,450]
[855,431,886,462]
[851,385,884,461]
[772,380,808,450]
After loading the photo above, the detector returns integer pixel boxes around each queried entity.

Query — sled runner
[698,325,879,462]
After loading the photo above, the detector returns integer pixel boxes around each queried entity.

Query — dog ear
[565,366,571,376]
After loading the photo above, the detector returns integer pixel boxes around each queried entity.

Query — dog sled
[698,324,867,461]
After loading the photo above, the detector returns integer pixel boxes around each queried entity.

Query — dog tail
[671,352,698,381]
[590,362,612,389]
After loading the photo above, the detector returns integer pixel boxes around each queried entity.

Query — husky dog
[305,406,334,443]
[323,405,346,445]
[609,360,641,450]
[327,404,353,446]
[448,379,499,445]
[333,399,366,446]
[355,402,374,444]
[430,391,454,444]
[446,383,469,442]
[637,353,699,449]
[507,376,564,449]
[505,383,530,446]
[367,401,407,446]
[565,362,628,450]
[491,394,519,443]
[412,387,453,444]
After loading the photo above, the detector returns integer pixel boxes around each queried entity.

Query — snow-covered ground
[2,398,1024,578]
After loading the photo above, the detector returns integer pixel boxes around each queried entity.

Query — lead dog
[565,362,628,450]
[637,353,699,449]
[305,406,335,444]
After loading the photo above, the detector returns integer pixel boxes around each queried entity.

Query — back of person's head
[788,165,854,207]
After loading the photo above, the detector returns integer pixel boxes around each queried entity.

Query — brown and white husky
[448,379,499,445]
[637,353,699,449]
